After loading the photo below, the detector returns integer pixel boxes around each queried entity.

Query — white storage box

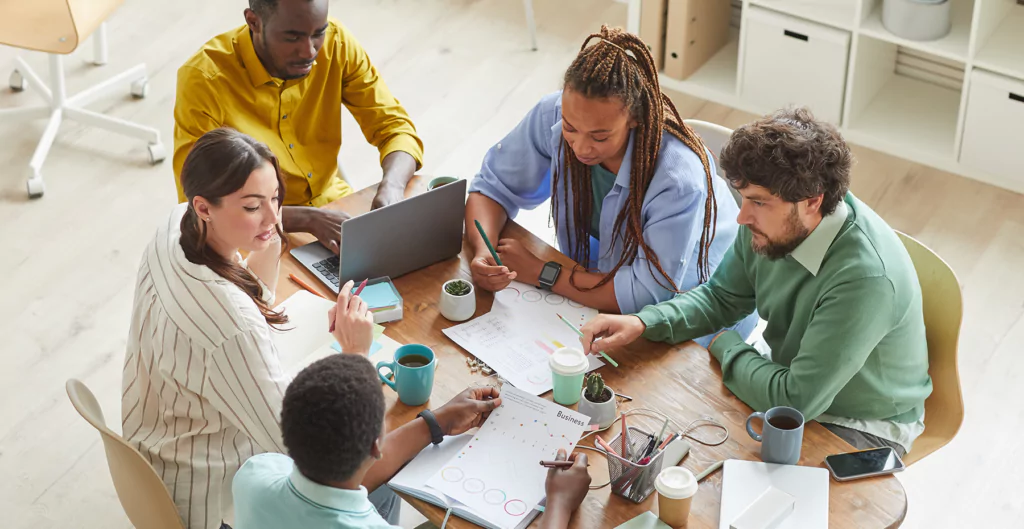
[960,69,1024,189]
[740,6,851,123]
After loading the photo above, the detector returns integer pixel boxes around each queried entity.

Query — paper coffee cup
[656,467,698,528]
[549,347,588,406]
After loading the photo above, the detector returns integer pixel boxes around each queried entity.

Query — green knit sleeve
[637,229,757,344]
[710,276,896,419]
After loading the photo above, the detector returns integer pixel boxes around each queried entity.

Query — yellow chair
[65,379,185,529]
[683,119,742,206]
[895,231,965,466]
[0,0,165,198]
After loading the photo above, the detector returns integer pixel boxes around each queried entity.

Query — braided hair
[553,25,718,293]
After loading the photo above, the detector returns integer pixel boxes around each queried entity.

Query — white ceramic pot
[439,280,476,322]
[578,386,618,429]
[882,0,951,41]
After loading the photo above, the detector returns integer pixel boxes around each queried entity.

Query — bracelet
[417,409,445,445]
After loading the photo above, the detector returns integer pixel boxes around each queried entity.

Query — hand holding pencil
[544,449,591,518]
[328,280,375,354]
[578,314,647,356]
[470,219,517,292]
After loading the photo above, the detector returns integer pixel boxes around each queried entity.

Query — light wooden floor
[1,1,1021,528]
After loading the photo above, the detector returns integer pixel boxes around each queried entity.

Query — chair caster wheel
[148,143,167,164]
[27,176,45,199]
[10,69,25,92]
[131,78,148,99]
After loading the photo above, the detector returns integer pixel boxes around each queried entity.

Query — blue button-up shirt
[470,92,745,316]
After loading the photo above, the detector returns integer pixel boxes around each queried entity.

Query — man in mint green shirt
[580,108,932,456]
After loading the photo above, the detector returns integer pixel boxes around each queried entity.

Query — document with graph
[424,386,590,529]
[442,281,603,395]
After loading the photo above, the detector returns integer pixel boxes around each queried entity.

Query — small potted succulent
[577,373,618,429]
[439,278,476,322]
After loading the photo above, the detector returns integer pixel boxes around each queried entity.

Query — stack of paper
[360,282,401,312]
[443,281,603,395]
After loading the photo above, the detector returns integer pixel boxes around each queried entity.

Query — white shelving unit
[748,0,859,29]
[973,2,1024,80]
[859,0,975,61]
[627,0,1024,195]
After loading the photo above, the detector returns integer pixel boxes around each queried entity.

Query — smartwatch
[417,409,445,445]
[538,261,562,291]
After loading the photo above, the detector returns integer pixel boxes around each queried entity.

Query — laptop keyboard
[312,255,341,287]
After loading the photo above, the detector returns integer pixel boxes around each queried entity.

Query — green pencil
[696,460,724,482]
[556,313,619,368]
[473,220,503,266]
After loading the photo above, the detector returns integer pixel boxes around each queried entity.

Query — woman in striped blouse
[121,128,380,528]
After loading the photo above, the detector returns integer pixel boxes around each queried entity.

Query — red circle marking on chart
[504,499,528,516]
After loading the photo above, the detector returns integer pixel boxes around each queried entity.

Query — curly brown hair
[719,107,852,215]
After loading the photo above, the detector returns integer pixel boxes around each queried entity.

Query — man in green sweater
[580,108,932,456]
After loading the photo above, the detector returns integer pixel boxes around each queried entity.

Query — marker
[474,219,504,267]
[654,418,670,453]
[557,313,619,368]
[595,435,617,455]
[620,413,629,461]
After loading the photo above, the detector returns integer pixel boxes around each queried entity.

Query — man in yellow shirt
[173,0,423,252]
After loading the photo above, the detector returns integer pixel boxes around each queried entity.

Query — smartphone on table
[824,446,905,481]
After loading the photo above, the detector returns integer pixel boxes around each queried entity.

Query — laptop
[290,178,467,293]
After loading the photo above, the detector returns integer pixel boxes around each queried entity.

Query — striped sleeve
[203,327,289,454]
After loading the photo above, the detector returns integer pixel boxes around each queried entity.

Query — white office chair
[686,119,768,347]
[0,0,166,198]
[684,119,741,206]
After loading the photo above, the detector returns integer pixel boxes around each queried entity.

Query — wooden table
[275,178,908,529]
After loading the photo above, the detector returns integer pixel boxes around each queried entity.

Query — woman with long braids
[467,26,757,343]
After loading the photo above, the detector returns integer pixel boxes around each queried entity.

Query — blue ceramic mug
[746,406,805,465]
[377,344,436,406]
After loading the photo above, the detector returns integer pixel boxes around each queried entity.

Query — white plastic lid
[548,347,589,376]
[655,467,698,499]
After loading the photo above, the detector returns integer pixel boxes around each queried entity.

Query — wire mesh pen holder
[606,426,666,503]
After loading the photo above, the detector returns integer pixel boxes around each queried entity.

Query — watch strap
[417,409,445,445]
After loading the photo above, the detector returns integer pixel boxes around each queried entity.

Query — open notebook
[388,434,542,529]
[271,290,398,376]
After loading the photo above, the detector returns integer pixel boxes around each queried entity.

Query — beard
[750,206,810,260]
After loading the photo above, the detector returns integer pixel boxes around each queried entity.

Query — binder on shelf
[663,0,732,81]
[640,0,668,71]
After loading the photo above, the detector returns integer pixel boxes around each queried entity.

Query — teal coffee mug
[377,344,436,406]
[427,176,459,190]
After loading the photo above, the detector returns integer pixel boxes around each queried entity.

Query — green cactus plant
[584,373,611,403]
[444,279,472,297]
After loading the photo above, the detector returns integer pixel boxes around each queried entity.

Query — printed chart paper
[425,386,590,529]
[443,282,602,395]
